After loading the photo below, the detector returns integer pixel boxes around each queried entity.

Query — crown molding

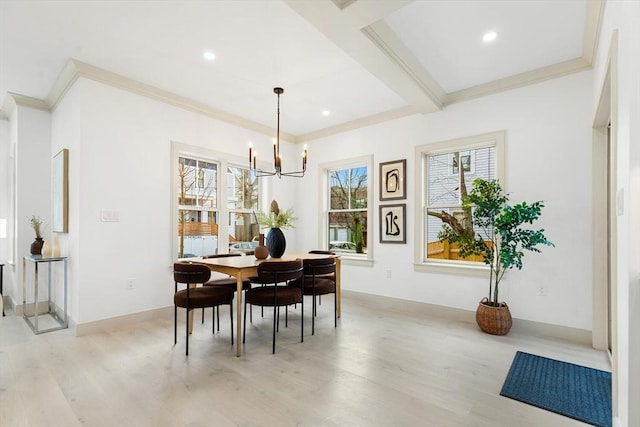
[0,92,50,118]
[444,57,591,105]
[47,59,295,142]
[296,105,417,143]
[583,0,605,65]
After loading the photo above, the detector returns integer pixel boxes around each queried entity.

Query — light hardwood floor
[0,291,609,427]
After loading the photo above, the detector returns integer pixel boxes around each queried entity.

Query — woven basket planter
[476,297,512,335]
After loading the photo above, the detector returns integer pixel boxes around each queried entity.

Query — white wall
[50,81,82,323]
[11,105,52,307]
[0,118,9,263]
[51,78,300,324]
[592,1,640,426]
[296,70,595,331]
[15,65,596,336]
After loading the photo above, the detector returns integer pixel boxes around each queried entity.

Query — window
[172,142,262,258]
[227,165,259,246]
[322,156,373,259]
[177,156,219,258]
[415,132,505,267]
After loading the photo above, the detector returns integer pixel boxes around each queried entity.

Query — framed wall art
[379,159,406,201]
[52,148,69,233]
[379,204,406,244]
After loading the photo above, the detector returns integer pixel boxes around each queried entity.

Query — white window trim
[170,141,270,261]
[413,131,505,272]
[318,155,374,263]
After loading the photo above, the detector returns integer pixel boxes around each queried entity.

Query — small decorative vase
[266,228,286,258]
[30,237,44,255]
[41,240,52,257]
[52,234,61,257]
[254,233,269,260]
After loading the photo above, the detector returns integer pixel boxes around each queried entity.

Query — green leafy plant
[28,215,44,238]
[256,200,296,230]
[438,179,554,306]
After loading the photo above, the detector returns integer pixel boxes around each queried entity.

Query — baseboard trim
[343,290,592,346]
[73,291,591,345]
[76,306,172,337]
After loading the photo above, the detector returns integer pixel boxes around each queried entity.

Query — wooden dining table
[193,253,341,356]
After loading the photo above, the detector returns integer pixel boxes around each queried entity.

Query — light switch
[101,209,120,222]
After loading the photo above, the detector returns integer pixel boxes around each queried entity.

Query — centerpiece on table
[256,200,296,258]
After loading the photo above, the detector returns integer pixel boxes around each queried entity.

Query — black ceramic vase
[30,237,44,255]
[266,228,286,258]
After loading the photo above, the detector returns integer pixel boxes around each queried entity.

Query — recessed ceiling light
[322,110,330,117]
[203,50,216,61]
[483,31,498,43]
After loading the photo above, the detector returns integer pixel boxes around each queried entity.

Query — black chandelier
[249,87,307,178]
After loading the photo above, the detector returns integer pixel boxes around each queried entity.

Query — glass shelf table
[22,254,68,334]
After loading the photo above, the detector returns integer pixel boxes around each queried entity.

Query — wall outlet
[126,278,136,290]
[537,284,547,296]
[386,269,392,279]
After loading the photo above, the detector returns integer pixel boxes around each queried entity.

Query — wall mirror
[52,148,69,233]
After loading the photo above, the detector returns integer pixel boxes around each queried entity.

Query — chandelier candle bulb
[249,143,252,163]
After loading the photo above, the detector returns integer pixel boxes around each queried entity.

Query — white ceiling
[0,0,602,142]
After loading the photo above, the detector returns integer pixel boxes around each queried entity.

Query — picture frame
[379,204,406,244]
[379,159,406,201]
[52,148,69,233]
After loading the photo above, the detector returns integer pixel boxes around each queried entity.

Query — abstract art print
[379,204,406,243]
[379,159,406,201]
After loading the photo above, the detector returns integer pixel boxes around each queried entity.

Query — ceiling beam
[284,0,443,114]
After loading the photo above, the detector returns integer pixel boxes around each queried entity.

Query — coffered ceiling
[0,0,603,142]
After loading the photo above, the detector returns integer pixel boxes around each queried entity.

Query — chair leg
[216,306,220,331]
[202,308,204,324]
[185,309,190,356]
[312,295,316,336]
[212,307,215,334]
[174,305,177,345]
[243,299,247,344]
[272,305,277,354]
[301,298,304,343]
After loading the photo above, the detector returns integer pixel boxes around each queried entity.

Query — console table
[22,255,68,334]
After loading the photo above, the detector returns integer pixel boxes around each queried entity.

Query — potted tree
[439,178,554,335]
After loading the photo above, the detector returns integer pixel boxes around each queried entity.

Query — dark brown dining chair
[307,250,335,306]
[289,256,337,335]
[173,262,234,355]
[202,253,253,326]
[243,259,304,353]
